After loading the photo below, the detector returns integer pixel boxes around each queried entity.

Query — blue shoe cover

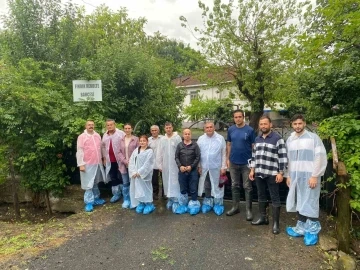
[94,198,106,206]
[201,204,212,214]
[122,199,131,209]
[286,227,303,237]
[213,204,224,216]
[110,194,121,203]
[143,203,155,215]
[85,203,93,212]
[166,200,173,210]
[304,232,318,246]
[136,203,145,214]
[188,200,200,215]
[172,202,179,214]
[175,204,188,214]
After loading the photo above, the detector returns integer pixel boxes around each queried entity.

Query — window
[190,90,198,101]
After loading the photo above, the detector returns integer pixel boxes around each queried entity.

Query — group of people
[76,111,327,246]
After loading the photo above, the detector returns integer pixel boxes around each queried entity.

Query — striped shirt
[250,131,288,178]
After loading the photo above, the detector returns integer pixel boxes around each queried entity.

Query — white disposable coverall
[197,132,226,199]
[286,130,327,218]
[129,147,155,207]
[156,133,182,198]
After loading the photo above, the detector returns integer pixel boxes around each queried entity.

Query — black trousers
[255,176,280,207]
[152,169,160,196]
[109,162,122,186]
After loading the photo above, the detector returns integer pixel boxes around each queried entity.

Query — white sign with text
[73,80,102,102]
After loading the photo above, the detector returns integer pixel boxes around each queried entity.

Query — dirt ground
[0,200,359,270]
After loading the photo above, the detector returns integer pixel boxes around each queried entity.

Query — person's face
[165,125,173,135]
[124,125,132,135]
[204,123,215,136]
[85,121,95,133]
[183,129,192,141]
[233,112,244,126]
[150,127,159,137]
[292,119,306,134]
[259,119,272,134]
[106,121,115,132]
[139,137,148,148]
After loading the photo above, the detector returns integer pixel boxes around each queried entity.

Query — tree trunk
[249,111,263,131]
[336,161,350,253]
[45,190,53,215]
[9,152,20,220]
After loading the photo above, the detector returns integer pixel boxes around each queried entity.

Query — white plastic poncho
[76,130,105,190]
[156,133,182,198]
[197,132,226,199]
[101,128,125,182]
[129,147,154,207]
[286,130,327,218]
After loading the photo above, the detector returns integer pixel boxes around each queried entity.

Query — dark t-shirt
[227,124,256,165]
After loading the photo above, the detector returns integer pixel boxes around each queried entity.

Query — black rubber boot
[245,191,253,221]
[272,206,281,234]
[251,202,269,225]
[226,188,240,216]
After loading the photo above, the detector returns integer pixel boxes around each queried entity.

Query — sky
[0,0,213,49]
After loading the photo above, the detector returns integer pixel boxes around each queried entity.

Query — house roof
[172,69,235,87]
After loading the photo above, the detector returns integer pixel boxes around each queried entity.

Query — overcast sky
[0,0,213,49]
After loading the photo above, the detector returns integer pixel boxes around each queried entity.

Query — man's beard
[261,128,271,134]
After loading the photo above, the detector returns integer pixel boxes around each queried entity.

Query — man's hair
[204,121,214,127]
[164,121,173,127]
[106,119,115,123]
[150,125,159,131]
[291,114,306,122]
[259,115,272,123]
[233,109,245,117]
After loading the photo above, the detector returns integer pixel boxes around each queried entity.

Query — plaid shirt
[250,131,287,178]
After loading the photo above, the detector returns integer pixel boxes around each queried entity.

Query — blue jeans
[255,176,280,207]
[229,162,252,192]
[122,169,130,187]
[178,169,199,201]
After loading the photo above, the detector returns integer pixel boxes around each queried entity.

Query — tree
[180,0,309,128]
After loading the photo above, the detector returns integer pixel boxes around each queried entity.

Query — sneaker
[110,194,121,203]
[85,203,93,212]
[143,204,155,214]
[136,203,146,214]
[94,198,106,206]
[122,200,131,209]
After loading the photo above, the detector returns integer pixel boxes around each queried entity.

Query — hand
[79,165,85,172]
[275,173,283,183]
[180,166,185,173]
[131,173,137,179]
[249,169,254,181]
[220,169,226,175]
[102,159,106,166]
[308,177,318,189]
[198,167,202,175]
[286,177,291,188]
[186,166,191,172]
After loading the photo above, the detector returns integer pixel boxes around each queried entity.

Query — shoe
[136,203,146,214]
[272,206,280,234]
[143,203,155,214]
[286,227,303,237]
[110,194,121,203]
[201,204,212,214]
[94,198,106,206]
[175,205,187,214]
[214,204,224,216]
[245,191,253,221]
[251,202,269,225]
[122,200,131,209]
[227,188,240,216]
[85,203,93,212]
[304,232,319,246]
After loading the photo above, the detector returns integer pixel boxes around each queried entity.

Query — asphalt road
[26,200,325,270]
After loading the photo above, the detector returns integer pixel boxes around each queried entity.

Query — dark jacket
[175,141,201,170]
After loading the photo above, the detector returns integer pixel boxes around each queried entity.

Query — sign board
[73,80,102,102]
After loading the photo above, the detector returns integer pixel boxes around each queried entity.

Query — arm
[190,144,201,170]
[309,134,327,188]
[249,143,256,180]
[276,138,287,183]
[156,139,163,171]
[128,150,137,178]
[175,143,182,168]
[220,138,226,174]
[76,135,86,171]
[101,136,107,165]
[226,141,231,168]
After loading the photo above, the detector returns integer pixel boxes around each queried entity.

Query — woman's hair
[139,135,148,141]
[124,123,132,128]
